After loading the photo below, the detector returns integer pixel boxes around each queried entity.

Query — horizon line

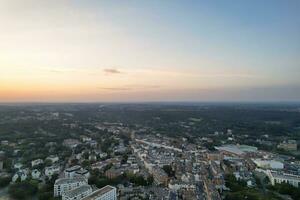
[1,100,300,105]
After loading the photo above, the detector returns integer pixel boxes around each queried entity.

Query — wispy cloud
[97,84,160,91]
[98,87,131,91]
[103,68,122,74]
[39,67,79,74]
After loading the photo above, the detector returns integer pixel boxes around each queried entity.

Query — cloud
[37,67,79,74]
[48,69,76,73]
[97,84,161,91]
[98,87,131,91]
[103,68,122,74]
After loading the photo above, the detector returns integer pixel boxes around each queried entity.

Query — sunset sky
[0,0,299,102]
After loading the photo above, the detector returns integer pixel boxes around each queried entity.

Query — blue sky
[0,0,299,102]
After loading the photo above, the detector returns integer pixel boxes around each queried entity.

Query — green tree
[0,176,11,188]
[8,181,38,200]
[147,175,154,185]
[163,165,175,177]
[225,174,247,192]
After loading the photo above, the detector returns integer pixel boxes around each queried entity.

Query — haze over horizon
[0,0,299,102]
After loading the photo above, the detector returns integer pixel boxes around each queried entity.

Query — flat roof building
[54,177,87,197]
[82,185,117,200]
[267,170,300,188]
[253,159,284,170]
[62,185,92,200]
[215,144,257,157]
[64,165,82,178]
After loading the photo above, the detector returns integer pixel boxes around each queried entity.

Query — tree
[3,158,13,173]
[0,176,11,188]
[147,175,154,185]
[8,181,38,200]
[44,159,53,167]
[268,183,300,200]
[88,175,98,185]
[126,173,149,186]
[163,165,175,177]
[121,154,128,164]
[81,160,90,168]
[224,191,260,200]
[38,191,52,200]
[70,158,79,166]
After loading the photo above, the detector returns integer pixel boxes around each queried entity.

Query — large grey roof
[55,177,87,185]
[63,185,91,198]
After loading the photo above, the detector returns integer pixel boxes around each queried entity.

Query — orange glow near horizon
[0,1,299,102]
[0,64,265,102]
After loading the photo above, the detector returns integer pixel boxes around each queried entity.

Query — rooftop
[65,165,81,172]
[81,185,116,200]
[75,169,89,174]
[271,171,300,181]
[55,177,87,185]
[63,185,91,198]
[215,144,257,155]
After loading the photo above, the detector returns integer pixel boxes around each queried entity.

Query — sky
[0,0,299,102]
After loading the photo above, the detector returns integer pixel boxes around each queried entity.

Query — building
[63,139,81,148]
[127,165,139,174]
[12,170,28,182]
[81,135,92,142]
[75,169,90,179]
[99,152,108,159]
[168,180,195,191]
[207,152,223,161]
[152,167,169,186]
[119,186,147,199]
[62,185,92,200]
[1,140,9,146]
[14,163,23,170]
[105,168,123,179]
[31,159,43,167]
[0,156,4,171]
[88,140,98,147]
[64,165,82,178]
[131,132,135,140]
[46,155,59,163]
[54,177,87,197]
[215,145,257,157]
[82,185,117,200]
[45,165,60,177]
[267,170,300,187]
[31,169,41,180]
[253,159,284,170]
[233,171,255,188]
[277,140,297,151]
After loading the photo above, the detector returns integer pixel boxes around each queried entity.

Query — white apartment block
[54,177,87,197]
[267,170,300,187]
[81,185,117,200]
[62,185,92,200]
